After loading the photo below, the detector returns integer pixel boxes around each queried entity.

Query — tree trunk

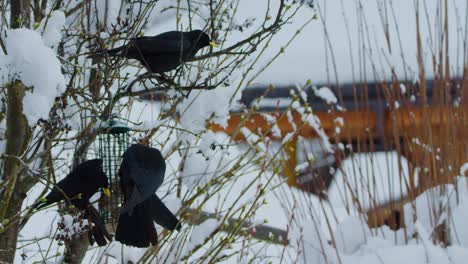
[0,193,27,263]
[0,3,33,262]
[0,81,31,263]
[63,237,90,264]
[10,0,31,28]
[62,137,97,264]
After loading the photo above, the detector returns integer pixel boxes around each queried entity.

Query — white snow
[328,152,416,211]
[252,97,294,109]
[289,218,339,264]
[0,28,65,126]
[460,163,468,176]
[332,215,371,254]
[314,86,338,104]
[36,10,66,49]
[178,88,234,134]
[400,84,407,94]
[186,219,222,253]
[334,117,344,126]
[178,131,246,192]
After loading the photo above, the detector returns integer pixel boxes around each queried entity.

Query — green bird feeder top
[104,120,131,134]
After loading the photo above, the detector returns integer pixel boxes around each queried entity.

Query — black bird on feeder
[34,159,113,246]
[94,30,217,74]
[115,144,181,248]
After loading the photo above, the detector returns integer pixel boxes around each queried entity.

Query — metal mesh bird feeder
[95,120,130,231]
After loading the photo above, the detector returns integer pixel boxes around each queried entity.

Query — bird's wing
[131,35,192,55]
[123,145,165,199]
[34,188,62,209]
[131,166,164,198]
[119,185,144,215]
[35,160,105,210]
[119,165,164,214]
[118,144,166,215]
[35,173,77,209]
[149,194,181,231]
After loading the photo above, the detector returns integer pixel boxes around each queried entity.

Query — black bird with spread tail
[115,144,181,248]
[34,159,113,246]
[95,30,217,74]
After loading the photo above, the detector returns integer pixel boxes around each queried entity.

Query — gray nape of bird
[118,144,166,215]
[95,30,216,73]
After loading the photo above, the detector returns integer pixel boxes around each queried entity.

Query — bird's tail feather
[91,46,124,57]
[85,206,113,246]
[115,199,158,248]
[97,46,125,56]
[149,194,181,231]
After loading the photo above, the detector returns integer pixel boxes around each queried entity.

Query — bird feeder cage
[95,120,130,231]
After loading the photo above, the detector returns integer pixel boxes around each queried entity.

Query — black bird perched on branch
[115,144,181,248]
[95,30,217,74]
[34,159,113,246]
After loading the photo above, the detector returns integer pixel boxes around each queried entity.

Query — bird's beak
[209,41,218,48]
[102,187,111,197]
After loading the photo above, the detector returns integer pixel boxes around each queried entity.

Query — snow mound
[36,10,66,49]
[1,28,66,126]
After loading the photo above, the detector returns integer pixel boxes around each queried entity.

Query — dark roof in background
[142,79,460,113]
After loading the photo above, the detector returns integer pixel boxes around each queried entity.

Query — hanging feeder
[95,120,130,231]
